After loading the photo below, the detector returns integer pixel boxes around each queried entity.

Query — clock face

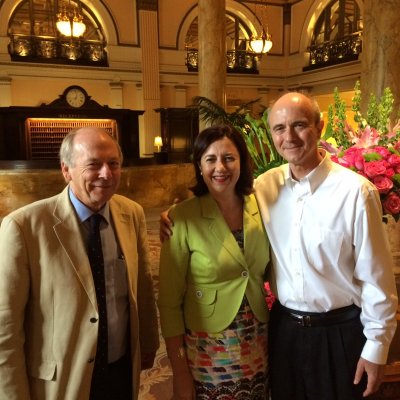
[66,87,86,108]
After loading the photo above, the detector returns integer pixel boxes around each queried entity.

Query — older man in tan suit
[0,127,159,400]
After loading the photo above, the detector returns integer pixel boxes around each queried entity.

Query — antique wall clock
[63,86,88,108]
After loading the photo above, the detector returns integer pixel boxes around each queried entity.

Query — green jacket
[158,193,270,338]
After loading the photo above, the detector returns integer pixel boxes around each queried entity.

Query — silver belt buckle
[301,315,312,327]
[291,313,312,327]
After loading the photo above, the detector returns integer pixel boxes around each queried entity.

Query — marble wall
[0,164,195,218]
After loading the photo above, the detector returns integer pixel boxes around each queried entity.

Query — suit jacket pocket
[27,359,57,381]
[186,285,217,318]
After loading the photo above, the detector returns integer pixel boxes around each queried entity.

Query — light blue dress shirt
[68,188,129,363]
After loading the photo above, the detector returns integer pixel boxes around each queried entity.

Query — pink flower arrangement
[322,129,400,222]
[322,83,400,222]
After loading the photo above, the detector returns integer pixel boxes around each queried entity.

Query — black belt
[277,303,361,327]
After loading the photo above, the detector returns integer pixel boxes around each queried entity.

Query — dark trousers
[90,352,133,400]
[269,302,367,400]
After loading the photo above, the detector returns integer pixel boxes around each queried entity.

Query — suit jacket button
[90,317,98,323]
[195,290,203,298]
[241,271,249,277]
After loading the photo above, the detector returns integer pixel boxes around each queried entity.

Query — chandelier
[249,28,273,54]
[56,0,86,38]
[249,1,273,55]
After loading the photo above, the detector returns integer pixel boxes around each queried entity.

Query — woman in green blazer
[158,125,270,400]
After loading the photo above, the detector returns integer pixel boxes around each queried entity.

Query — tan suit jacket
[0,186,159,400]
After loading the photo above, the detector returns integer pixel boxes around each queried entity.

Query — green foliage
[366,94,379,131]
[351,80,395,133]
[363,152,382,162]
[191,96,231,126]
[324,104,335,140]
[190,96,258,128]
[190,96,286,177]
[324,87,351,149]
[324,80,400,149]
[377,87,394,134]
[235,110,286,176]
[351,80,365,129]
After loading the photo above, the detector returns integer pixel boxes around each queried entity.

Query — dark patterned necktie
[88,213,108,381]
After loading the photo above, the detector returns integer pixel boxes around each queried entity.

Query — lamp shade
[56,3,86,38]
[56,20,86,37]
[249,30,273,54]
[154,136,163,152]
[154,136,163,147]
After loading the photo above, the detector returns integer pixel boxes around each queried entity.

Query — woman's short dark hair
[190,124,254,197]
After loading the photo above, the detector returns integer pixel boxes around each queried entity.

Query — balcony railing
[8,34,108,67]
[186,48,259,74]
[304,32,362,71]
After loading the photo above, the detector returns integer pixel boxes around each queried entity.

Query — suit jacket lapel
[109,199,133,270]
[52,186,98,310]
[200,194,247,268]
[243,194,264,262]
[109,198,141,303]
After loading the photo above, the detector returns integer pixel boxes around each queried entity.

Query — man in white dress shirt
[254,92,398,399]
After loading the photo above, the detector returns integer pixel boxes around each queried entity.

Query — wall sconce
[154,136,163,152]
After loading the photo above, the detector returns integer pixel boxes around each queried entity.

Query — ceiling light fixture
[249,1,273,56]
[56,0,86,38]
[249,28,273,54]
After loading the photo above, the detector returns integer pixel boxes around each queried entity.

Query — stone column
[198,0,226,129]
[361,0,400,118]
[138,0,161,155]
[135,83,147,157]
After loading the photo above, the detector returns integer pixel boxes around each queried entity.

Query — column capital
[137,0,158,11]
[0,72,11,84]
[109,81,124,89]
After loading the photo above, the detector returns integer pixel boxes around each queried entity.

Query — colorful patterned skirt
[184,297,268,399]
